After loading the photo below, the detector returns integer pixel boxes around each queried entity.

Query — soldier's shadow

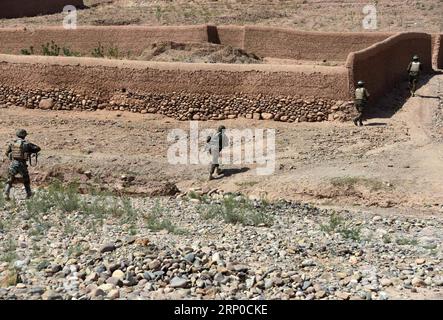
[214,167,250,179]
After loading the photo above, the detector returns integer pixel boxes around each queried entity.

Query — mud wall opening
[346,32,433,102]
[437,34,443,70]
[0,0,85,19]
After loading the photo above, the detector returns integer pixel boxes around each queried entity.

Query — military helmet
[16,129,28,138]
[217,125,226,132]
[413,55,419,61]
[357,80,365,87]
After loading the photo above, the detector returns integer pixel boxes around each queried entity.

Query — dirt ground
[1,73,442,215]
[0,0,441,33]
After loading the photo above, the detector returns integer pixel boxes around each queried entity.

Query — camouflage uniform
[407,56,422,97]
[353,83,370,127]
[206,126,229,180]
[4,130,41,199]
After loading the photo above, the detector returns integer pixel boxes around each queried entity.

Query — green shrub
[92,43,105,58]
[197,194,273,226]
[107,45,120,59]
[20,46,34,55]
[321,212,361,241]
[62,47,80,57]
[144,200,185,234]
[42,41,61,56]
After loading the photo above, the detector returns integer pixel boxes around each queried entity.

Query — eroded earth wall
[0,0,84,19]
[0,54,351,122]
[242,26,391,61]
[0,26,210,56]
[346,32,433,101]
[0,25,390,61]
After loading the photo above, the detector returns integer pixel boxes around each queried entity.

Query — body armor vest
[355,88,366,100]
[11,140,26,160]
[410,62,420,73]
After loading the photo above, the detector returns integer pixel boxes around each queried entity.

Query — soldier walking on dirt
[407,55,422,97]
[3,129,41,200]
[206,125,229,181]
[353,80,370,127]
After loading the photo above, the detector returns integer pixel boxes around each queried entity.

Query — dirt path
[1,74,442,214]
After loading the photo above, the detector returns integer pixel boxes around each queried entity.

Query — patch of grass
[67,243,86,258]
[26,181,81,215]
[92,42,105,58]
[321,212,361,241]
[108,45,120,59]
[396,237,418,246]
[330,176,390,192]
[1,238,18,264]
[144,200,185,235]
[197,194,274,227]
[382,234,392,244]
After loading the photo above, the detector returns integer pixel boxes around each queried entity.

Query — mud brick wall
[213,25,245,49]
[0,55,353,122]
[346,32,433,102]
[0,26,210,56]
[0,25,391,61]
[242,26,391,61]
[0,0,84,19]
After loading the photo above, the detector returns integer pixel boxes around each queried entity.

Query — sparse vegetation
[20,46,34,55]
[91,42,105,58]
[42,41,61,56]
[396,237,418,246]
[197,194,274,227]
[144,200,185,234]
[107,45,120,59]
[1,238,18,264]
[330,176,391,192]
[321,212,361,241]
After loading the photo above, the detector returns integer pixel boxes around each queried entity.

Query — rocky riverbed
[0,187,442,300]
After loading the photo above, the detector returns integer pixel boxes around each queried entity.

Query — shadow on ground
[366,73,436,120]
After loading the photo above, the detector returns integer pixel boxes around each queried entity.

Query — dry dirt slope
[0,0,441,33]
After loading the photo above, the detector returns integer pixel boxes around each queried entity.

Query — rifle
[28,152,39,167]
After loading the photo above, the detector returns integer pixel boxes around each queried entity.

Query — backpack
[10,140,26,160]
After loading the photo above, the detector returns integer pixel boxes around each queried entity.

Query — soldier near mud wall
[353,81,370,127]
[407,55,422,97]
[3,129,41,200]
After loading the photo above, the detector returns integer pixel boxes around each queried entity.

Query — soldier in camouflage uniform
[206,125,229,181]
[353,80,370,127]
[3,129,41,200]
[407,55,422,97]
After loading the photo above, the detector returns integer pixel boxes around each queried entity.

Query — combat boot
[3,184,11,201]
[25,184,33,199]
